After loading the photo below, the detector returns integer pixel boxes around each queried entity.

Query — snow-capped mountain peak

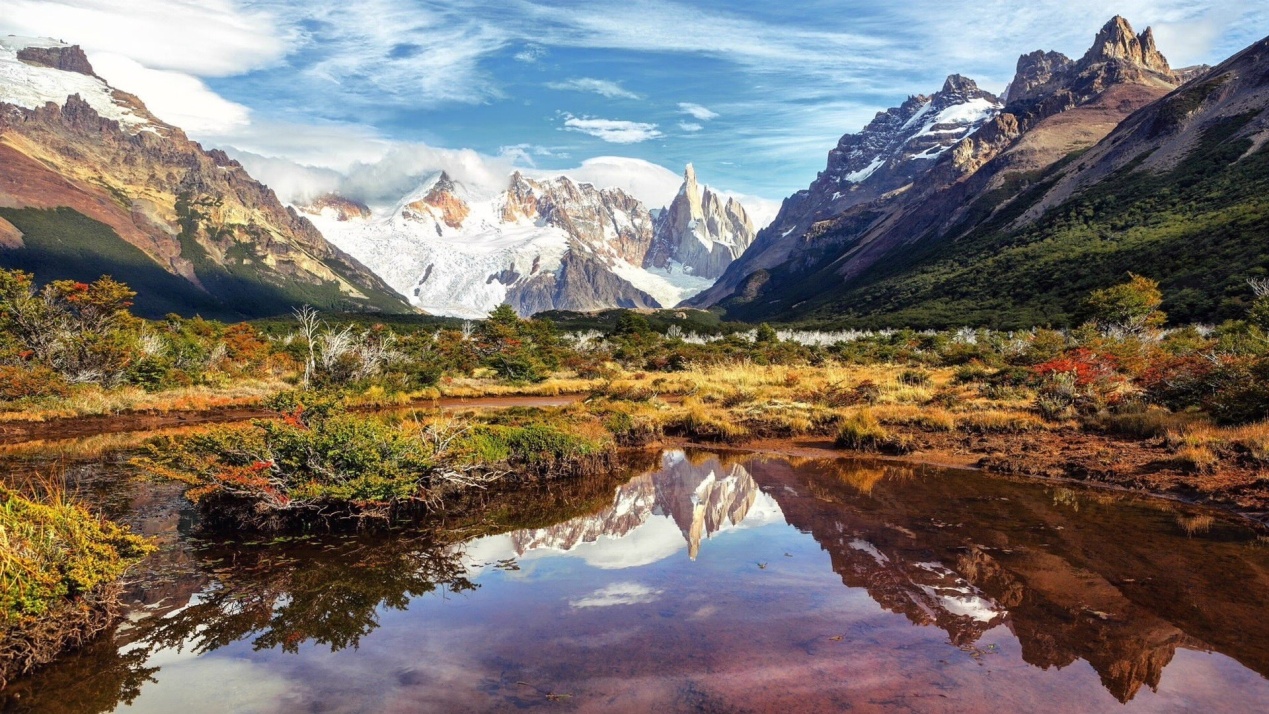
[301,165,758,317]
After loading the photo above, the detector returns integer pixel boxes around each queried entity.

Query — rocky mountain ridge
[0,36,410,318]
[304,164,759,317]
[692,16,1191,317]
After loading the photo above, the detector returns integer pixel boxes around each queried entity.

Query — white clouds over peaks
[547,77,641,100]
[561,115,663,144]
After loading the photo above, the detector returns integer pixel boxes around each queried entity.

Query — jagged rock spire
[1081,16,1172,72]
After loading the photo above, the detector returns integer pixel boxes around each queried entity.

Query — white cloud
[88,53,251,134]
[678,102,719,121]
[296,0,507,107]
[679,121,703,132]
[561,114,663,144]
[532,156,684,208]
[547,77,640,99]
[514,43,547,63]
[570,582,663,608]
[0,0,289,76]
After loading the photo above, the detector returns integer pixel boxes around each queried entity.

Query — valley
[1,6,1268,712]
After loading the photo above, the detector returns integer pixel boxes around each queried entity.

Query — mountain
[506,451,780,562]
[689,74,1004,307]
[692,17,1260,328]
[0,36,409,319]
[303,165,759,317]
[644,164,756,280]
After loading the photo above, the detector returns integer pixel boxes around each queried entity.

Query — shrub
[899,369,931,386]
[953,364,992,384]
[135,399,617,529]
[0,365,71,401]
[0,487,153,684]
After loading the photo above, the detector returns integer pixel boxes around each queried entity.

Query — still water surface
[5,448,1269,712]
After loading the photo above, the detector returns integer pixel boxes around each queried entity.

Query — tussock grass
[958,410,1046,434]
[835,410,913,454]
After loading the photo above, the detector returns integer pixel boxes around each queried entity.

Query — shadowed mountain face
[8,449,1269,712]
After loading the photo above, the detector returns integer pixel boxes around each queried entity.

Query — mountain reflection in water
[4,449,1269,713]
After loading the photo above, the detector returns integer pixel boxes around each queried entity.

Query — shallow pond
[4,448,1269,712]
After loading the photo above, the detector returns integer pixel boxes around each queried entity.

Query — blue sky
[3,0,1267,211]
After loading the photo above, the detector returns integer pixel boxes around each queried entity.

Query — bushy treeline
[1,266,1266,426]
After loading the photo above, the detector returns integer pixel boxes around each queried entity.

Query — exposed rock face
[16,45,95,76]
[689,74,1003,306]
[301,194,372,222]
[1006,51,1074,104]
[693,16,1182,316]
[306,165,757,316]
[403,172,470,228]
[0,40,410,318]
[644,164,755,279]
[1082,16,1171,72]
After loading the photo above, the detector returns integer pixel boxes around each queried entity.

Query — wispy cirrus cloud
[561,114,663,144]
[678,102,719,121]
[547,77,641,99]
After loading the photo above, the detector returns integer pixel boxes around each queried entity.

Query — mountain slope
[689,74,1004,307]
[644,164,756,280]
[306,166,758,317]
[699,17,1232,327]
[0,37,410,319]
[721,28,1269,328]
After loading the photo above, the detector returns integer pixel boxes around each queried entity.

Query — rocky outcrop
[1082,17,1171,72]
[16,45,95,76]
[301,194,372,222]
[403,172,470,228]
[644,164,755,279]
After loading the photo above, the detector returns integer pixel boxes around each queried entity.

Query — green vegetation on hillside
[726,114,1269,329]
[0,207,224,319]
[0,204,408,320]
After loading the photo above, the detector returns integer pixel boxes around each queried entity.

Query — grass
[0,379,290,422]
[835,410,913,455]
[0,482,153,685]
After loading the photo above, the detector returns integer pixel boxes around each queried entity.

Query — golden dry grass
[0,379,289,422]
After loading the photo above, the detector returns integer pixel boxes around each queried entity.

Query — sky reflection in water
[9,449,1269,713]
